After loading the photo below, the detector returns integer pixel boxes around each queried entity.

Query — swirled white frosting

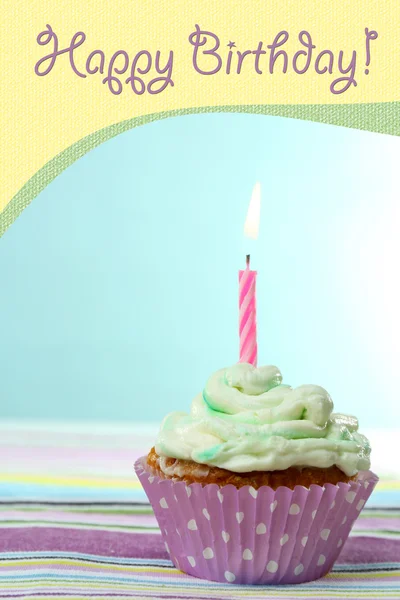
[155,363,371,476]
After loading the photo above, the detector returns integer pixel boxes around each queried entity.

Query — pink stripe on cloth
[2,447,146,460]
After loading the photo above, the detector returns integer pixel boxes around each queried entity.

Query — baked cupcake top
[155,363,371,476]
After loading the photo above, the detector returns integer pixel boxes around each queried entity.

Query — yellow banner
[1,0,399,212]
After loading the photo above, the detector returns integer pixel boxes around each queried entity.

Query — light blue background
[1,114,399,427]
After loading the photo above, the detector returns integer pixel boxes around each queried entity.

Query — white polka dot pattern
[280,534,289,546]
[249,487,258,498]
[136,457,377,585]
[270,500,278,512]
[294,564,304,575]
[202,547,214,559]
[221,531,230,543]
[346,491,356,503]
[320,528,330,540]
[256,523,267,534]
[187,519,197,531]
[225,571,235,582]
[236,512,244,524]
[202,508,210,520]
[266,560,279,573]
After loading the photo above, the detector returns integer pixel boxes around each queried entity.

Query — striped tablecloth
[1,421,400,598]
[1,501,399,599]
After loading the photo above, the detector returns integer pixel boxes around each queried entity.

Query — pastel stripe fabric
[1,422,400,597]
[0,502,399,598]
[1,422,399,505]
[0,422,154,503]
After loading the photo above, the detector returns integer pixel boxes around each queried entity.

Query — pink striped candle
[239,255,257,366]
[239,183,260,366]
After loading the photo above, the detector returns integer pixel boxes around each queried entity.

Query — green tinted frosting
[155,363,371,476]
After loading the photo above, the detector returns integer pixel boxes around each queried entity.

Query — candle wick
[246,254,250,269]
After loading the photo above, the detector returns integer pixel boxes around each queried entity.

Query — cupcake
[135,363,377,585]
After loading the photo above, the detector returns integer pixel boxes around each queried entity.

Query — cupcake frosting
[155,363,371,476]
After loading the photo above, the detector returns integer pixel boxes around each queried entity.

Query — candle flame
[244,182,261,240]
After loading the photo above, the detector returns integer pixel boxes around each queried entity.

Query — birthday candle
[239,183,261,366]
[239,258,257,365]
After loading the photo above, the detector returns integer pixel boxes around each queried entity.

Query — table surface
[1,421,399,599]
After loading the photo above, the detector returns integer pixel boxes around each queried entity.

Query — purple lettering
[253,42,266,75]
[35,25,58,76]
[293,31,315,74]
[126,50,151,94]
[315,50,334,75]
[69,32,86,78]
[148,51,174,94]
[236,50,252,74]
[35,25,86,78]
[188,24,222,75]
[365,28,378,74]
[267,31,289,74]
[86,50,105,75]
[102,51,129,95]
[226,49,233,74]
[330,50,357,94]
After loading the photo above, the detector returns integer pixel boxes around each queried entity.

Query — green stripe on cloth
[0,502,399,598]
[0,502,399,536]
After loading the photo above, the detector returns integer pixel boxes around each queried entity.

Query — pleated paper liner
[135,457,378,585]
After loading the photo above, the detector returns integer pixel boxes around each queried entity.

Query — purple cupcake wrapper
[135,456,378,585]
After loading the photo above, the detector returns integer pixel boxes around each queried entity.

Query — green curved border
[1,101,400,237]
